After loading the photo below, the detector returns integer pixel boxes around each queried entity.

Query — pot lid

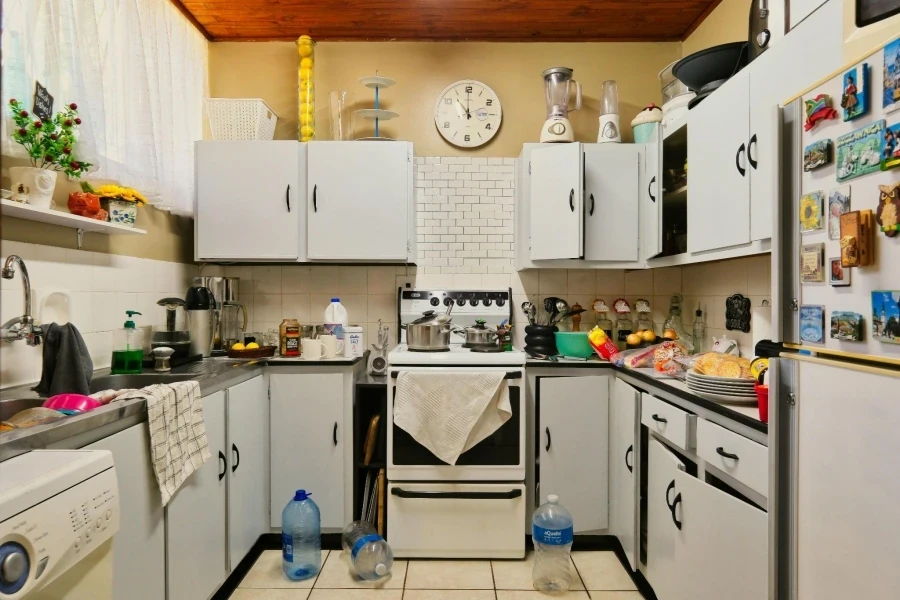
[412,310,441,325]
[467,319,489,331]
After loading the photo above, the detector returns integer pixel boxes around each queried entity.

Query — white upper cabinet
[688,69,751,254]
[642,134,664,260]
[530,143,584,260]
[583,144,641,262]
[307,141,413,261]
[196,141,305,261]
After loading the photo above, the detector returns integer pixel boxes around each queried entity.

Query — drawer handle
[651,414,667,424]
[648,176,656,202]
[589,193,595,216]
[665,480,676,509]
[735,143,746,177]
[716,447,739,461]
[670,492,683,530]
[568,188,575,212]
[218,450,226,481]
[333,422,338,446]
[625,445,633,473]
[231,443,240,473]
[312,184,318,212]
[545,427,551,452]
[285,184,291,212]
[748,134,758,170]
[391,487,522,500]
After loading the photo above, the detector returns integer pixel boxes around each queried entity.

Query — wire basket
[205,98,278,141]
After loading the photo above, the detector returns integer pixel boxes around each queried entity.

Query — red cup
[755,383,769,424]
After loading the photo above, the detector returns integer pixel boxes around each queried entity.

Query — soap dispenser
[111,310,144,374]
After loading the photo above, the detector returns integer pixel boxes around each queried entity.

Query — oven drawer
[386,482,526,559]
[696,418,768,498]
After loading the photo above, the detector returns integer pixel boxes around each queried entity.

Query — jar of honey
[279,318,301,356]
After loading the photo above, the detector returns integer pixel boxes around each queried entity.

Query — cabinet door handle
[286,184,291,212]
[568,189,574,212]
[218,450,226,481]
[312,184,318,212]
[392,487,522,500]
[748,134,758,170]
[589,193,595,216]
[648,175,656,202]
[545,427,551,452]
[651,413,667,424]
[333,422,338,446]
[625,445,633,473]
[670,492,683,530]
[665,480,676,509]
[735,143,746,177]
[231,443,240,473]
[716,446,740,461]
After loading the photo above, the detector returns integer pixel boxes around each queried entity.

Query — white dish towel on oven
[393,371,511,465]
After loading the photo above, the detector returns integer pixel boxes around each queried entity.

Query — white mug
[319,334,344,359]
[301,338,324,360]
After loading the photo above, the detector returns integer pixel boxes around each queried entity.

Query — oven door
[387,366,525,481]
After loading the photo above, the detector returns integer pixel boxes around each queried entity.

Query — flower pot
[107,200,138,227]
[8,167,57,210]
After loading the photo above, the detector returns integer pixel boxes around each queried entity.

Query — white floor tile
[496,592,590,599]
[586,593,644,599]
[230,589,310,600]
[307,590,402,600]
[404,560,494,590]
[313,551,406,589]
[238,550,327,589]
[404,591,495,600]
[570,552,636,591]
[492,552,584,590]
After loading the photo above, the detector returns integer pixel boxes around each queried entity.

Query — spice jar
[279,318,301,357]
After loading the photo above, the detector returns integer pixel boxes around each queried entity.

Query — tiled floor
[230,550,644,599]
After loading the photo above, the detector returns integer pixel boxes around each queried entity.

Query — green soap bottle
[111,310,144,374]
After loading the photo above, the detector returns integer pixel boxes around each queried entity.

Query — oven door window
[392,385,521,466]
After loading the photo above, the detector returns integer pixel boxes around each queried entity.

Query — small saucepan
[460,320,499,348]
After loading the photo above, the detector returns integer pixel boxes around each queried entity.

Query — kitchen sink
[0,398,46,422]
[89,373,195,393]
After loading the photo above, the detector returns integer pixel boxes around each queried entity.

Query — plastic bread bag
[614,344,658,368]
[588,326,620,362]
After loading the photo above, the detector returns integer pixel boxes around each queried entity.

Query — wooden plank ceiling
[174,0,724,42]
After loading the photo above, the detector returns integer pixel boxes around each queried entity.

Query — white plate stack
[686,371,757,404]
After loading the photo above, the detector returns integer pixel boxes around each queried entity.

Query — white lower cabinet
[538,375,609,532]
[85,424,165,600]
[270,372,346,528]
[645,437,685,600]
[609,378,639,570]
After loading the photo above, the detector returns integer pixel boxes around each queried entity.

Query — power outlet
[395,275,415,291]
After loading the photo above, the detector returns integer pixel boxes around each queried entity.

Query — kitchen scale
[356,74,399,140]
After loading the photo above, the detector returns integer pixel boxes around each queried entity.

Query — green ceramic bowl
[554,331,594,358]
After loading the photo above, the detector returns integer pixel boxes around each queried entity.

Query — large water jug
[341,520,393,580]
[324,298,348,339]
[532,494,574,593]
[282,490,321,580]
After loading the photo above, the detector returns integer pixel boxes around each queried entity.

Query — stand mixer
[540,67,582,143]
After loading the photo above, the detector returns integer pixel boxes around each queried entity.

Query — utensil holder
[525,325,559,356]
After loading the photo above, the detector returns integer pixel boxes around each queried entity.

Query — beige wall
[682,0,748,56]
[210,41,681,156]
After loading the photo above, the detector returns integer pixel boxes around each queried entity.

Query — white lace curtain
[1,0,208,216]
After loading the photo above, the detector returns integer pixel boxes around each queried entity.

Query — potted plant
[94,184,147,227]
[7,99,91,210]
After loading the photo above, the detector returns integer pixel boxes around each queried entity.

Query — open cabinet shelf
[1,199,147,242]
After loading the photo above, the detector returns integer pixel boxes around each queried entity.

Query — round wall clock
[434,80,502,148]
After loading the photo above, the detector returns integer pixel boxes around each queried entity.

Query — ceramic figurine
[800,190,824,232]
[882,121,900,171]
[883,37,900,114]
[803,139,832,171]
[800,243,825,283]
[799,305,825,343]
[831,311,863,341]
[829,257,850,286]
[828,186,851,240]
[836,119,885,182]
[872,291,900,344]
[876,182,900,237]
[804,94,838,131]
[841,63,869,121]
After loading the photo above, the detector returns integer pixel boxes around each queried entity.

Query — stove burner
[469,345,503,353]
[407,347,451,352]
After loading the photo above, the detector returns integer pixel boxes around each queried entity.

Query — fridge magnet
[872,290,900,344]
[725,294,752,333]
[829,257,850,286]
[884,37,900,114]
[841,63,869,121]
[799,190,824,232]
[840,210,874,267]
[882,121,900,170]
[836,119,885,182]
[804,94,838,131]
[876,182,900,237]
[803,139,832,171]
[828,186,851,240]
[831,311,863,341]
[799,305,826,343]
[800,243,825,283]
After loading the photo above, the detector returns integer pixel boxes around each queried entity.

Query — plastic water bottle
[341,521,393,580]
[532,494,574,593]
[324,298,348,339]
[282,490,321,580]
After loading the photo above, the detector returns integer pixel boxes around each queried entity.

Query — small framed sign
[32,81,53,122]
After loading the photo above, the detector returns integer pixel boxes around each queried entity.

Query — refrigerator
[771,36,900,599]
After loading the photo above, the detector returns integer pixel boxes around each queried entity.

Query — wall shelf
[1,199,146,248]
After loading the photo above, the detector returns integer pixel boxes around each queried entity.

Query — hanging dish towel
[393,371,511,465]
[118,381,209,506]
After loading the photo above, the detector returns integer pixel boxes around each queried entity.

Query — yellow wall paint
[209,41,681,156]
[682,0,748,56]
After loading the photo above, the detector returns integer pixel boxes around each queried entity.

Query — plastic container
[532,494,575,593]
[42,394,102,413]
[111,310,143,374]
[553,332,593,358]
[755,383,769,423]
[341,521,393,580]
[297,36,316,142]
[205,98,278,141]
[324,298,348,339]
[282,490,322,581]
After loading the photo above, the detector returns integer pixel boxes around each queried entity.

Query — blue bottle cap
[294,489,311,501]
[331,298,340,302]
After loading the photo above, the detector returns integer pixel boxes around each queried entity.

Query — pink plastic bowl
[42,394,103,413]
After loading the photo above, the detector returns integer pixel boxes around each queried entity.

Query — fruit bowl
[554,332,594,358]
[226,345,277,359]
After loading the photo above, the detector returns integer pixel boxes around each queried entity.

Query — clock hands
[457,99,471,120]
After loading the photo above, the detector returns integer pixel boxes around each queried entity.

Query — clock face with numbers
[434,80,502,148]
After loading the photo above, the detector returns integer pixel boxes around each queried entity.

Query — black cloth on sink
[33,323,93,396]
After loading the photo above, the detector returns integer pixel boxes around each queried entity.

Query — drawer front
[697,419,768,498]
[386,483,526,559]
[641,393,693,450]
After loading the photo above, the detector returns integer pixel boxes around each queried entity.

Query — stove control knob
[470,299,480,307]
[496,298,506,307]
[443,297,453,307]
[430,297,440,307]
[483,299,493,307]
[457,298,466,307]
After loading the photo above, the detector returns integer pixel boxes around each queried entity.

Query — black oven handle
[390,371,522,379]
[391,487,522,500]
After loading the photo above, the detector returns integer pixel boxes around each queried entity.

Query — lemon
[301,136,311,142]
[246,342,260,350]
[300,80,313,91]
[298,34,312,42]
[300,125,314,137]
[300,102,315,115]
[231,342,246,351]
[298,44,313,58]
[300,57,314,69]
[300,113,313,125]
[299,68,312,81]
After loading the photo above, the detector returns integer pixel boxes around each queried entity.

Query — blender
[540,67,582,143]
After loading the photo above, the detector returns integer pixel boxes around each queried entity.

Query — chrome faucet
[1,255,42,346]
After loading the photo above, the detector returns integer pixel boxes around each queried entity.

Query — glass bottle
[613,298,634,350]
[592,299,614,340]
[635,298,654,334]
[663,293,693,350]
[692,304,706,353]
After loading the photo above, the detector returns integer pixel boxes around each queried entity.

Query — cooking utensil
[462,320,499,347]
[522,302,536,326]
[672,42,748,108]
[405,305,458,351]
[543,297,560,325]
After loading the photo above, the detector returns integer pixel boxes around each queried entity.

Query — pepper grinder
[570,302,583,332]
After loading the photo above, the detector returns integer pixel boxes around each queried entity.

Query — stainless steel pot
[405,306,457,351]
[462,320,499,347]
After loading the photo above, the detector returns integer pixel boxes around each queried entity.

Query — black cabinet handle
[286,184,291,212]
[671,492,683,530]
[736,143,746,177]
[392,487,522,500]
[648,175,656,202]
[625,445,633,473]
[716,446,740,461]
[666,480,676,509]
[312,184,317,212]
[231,444,240,473]
[748,134,758,170]
[218,450,226,481]
[589,193,595,216]
[568,189,574,212]
[545,427,551,452]
[333,422,338,446]
[651,414,667,424]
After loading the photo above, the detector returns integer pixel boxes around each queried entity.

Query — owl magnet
[877,182,900,237]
